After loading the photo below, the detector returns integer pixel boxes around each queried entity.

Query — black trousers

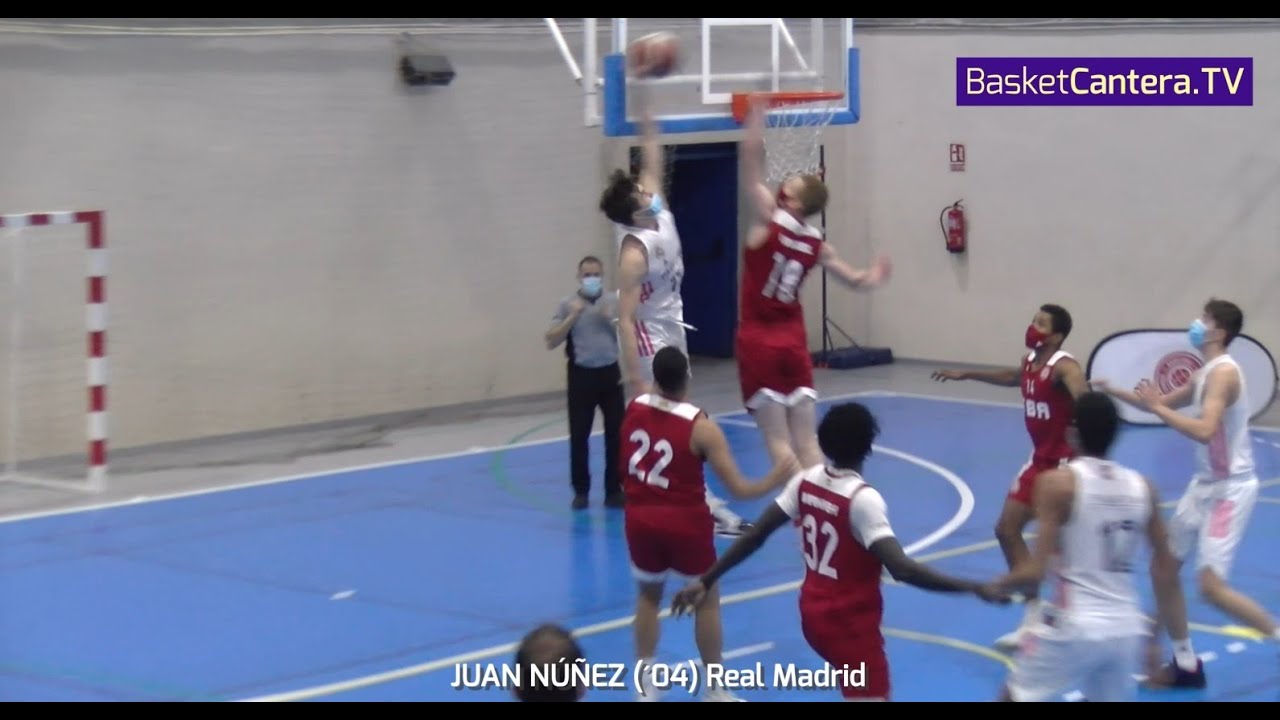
[567,361,624,497]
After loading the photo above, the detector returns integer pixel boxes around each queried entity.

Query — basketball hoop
[732,91,844,184]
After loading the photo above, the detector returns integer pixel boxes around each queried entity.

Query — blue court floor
[0,392,1277,702]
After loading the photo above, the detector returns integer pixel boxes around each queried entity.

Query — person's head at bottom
[1069,391,1120,459]
[652,346,691,401]
[817,402,880,473]
[512,623,587,702]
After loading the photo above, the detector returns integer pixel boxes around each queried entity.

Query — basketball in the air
[628,32,680,77]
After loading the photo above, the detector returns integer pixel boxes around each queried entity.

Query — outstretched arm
[1094,375,1195,411]
[932,364,1021,387]
[693,415,800,499]
[857,487,995,597]
[741,96,777,237]
[818,243,891,291]
[634,87,665,199]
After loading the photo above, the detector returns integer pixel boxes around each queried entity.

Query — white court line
[3,388,1275,526]
[237,441,975,702]
[0,388,889,525]
[878,390,1280,435]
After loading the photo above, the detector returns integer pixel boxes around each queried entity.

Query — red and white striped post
[0,210,107,492]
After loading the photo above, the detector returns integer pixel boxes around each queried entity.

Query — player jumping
[931,304,1089,649]
[734,95,891,470]
[599,80,750,536]
[622,346,799,702]
[671,401,1006,701]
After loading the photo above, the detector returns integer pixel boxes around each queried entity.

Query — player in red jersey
[671,401,1007,701]
[734,96,891,470]
[622,346,800,702]
[931,304,1089,649]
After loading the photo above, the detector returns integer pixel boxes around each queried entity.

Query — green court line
[490,417,572,514]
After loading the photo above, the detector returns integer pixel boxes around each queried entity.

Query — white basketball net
[760,95,841,184]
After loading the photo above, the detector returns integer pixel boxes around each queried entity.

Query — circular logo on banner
[1154,352,1203,394]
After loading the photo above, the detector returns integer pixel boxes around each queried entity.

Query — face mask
[1025,324,1049,350]
[580,276,602,296]
[1188,319,1207,349]
[638,193,663,217]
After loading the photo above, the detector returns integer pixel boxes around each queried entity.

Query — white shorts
[1006,630,1142,702]
[630,319,688,384]
[1167,474,1259,579]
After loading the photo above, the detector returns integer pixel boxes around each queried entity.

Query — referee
[545,256,625,510]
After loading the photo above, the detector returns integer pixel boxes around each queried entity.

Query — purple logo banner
[956,57,1252,106]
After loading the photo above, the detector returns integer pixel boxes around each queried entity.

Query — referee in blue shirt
[546,256,625,510]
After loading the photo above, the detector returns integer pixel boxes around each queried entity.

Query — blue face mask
[638,193,663,217]
[1188,318,1207,349]
[580,276,602,296]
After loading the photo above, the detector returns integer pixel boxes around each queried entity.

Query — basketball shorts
[1009,454,1070,505]
[735,329,816,410]
[1168,474,1259,580]
[624,504,715,584]
[798,598,890,700]
[631,319,688,385]
[1006,628,1142,702]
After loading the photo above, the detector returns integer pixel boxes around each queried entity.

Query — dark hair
[652,346,689,396]
[599,169,640,225]
[817,402,879,469]
[1073,391,1120,456]
[513,624,585,702]
[1040,303,1073,340]
[578,255,602,271]
[1204,297,1243,345]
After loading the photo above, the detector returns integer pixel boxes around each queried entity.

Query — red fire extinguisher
[940,200,966,254]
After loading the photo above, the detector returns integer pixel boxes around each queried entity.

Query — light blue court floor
[1,392,1277,702]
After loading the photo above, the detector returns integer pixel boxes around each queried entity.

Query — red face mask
[1025,324,1050,349]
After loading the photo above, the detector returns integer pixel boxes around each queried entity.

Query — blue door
[660,143,740,358]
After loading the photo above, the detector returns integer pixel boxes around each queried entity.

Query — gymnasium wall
[0,20,1276,459]
[0,27,620,458]
[844,26,1280,369]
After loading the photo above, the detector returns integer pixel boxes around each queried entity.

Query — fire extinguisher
[940,200,966,254]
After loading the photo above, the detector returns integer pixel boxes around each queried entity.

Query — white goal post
[0,210,107,494]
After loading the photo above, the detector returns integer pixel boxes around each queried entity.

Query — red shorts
[799,598,890,700]
[1008,455,1071,505]
[624,504,715,583]
[735,327,815,410]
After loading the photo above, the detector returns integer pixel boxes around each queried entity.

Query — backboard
[545,18,860,137]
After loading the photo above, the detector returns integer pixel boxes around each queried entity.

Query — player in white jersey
[1096,298,1279,687]
[984,391,1190,702]
[597,85,749,537]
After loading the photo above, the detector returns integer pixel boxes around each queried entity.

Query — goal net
[0,211,107,494]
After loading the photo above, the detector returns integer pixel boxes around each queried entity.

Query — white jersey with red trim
[1191,354,1254,481]
[1042,456,1150,640]
[613,201,685,327]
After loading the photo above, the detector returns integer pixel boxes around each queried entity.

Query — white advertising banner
[1086,329,1279,425]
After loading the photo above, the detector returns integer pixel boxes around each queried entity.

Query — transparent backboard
[545,18,860,137]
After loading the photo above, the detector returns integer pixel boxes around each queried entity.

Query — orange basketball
[628,32,680,78]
